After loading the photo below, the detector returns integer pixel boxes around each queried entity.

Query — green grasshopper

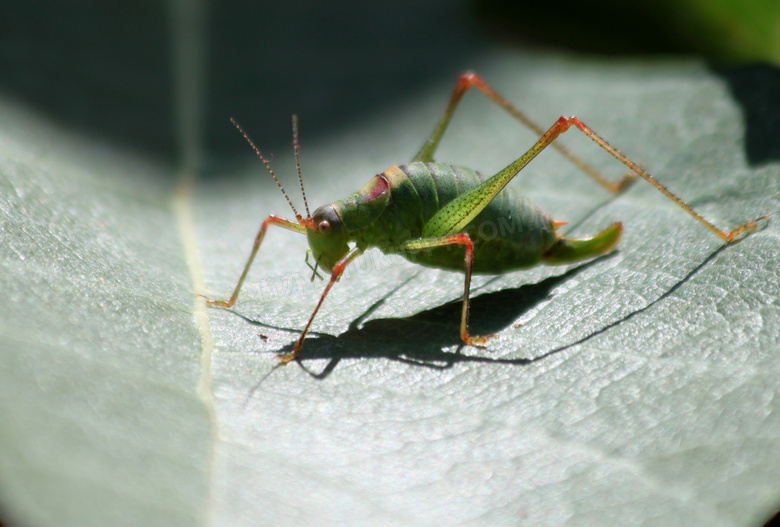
[205,72,767,363]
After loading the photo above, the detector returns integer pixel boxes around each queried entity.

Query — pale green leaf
[1,38,779,527]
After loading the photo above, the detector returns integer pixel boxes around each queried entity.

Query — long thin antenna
[291,114,311,218]
[230,117,301,220]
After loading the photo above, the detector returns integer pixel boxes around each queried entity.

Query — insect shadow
[290,240,731,380]
[256,254,615,378]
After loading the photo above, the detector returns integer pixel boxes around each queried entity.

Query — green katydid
[204,72,768,364]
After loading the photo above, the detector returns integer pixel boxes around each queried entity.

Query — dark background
[0,0,778,172]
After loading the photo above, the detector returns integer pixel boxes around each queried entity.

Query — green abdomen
[345,162,557,275]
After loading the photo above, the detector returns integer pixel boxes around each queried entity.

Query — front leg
[203,215,306,308]
[278,247,363,364]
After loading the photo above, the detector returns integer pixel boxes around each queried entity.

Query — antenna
[291,114,311,218]
[230,118,301,220]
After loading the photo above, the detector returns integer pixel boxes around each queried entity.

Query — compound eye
[311,204,342,235]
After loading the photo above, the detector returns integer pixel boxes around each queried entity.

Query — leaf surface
[2,53,779,527]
